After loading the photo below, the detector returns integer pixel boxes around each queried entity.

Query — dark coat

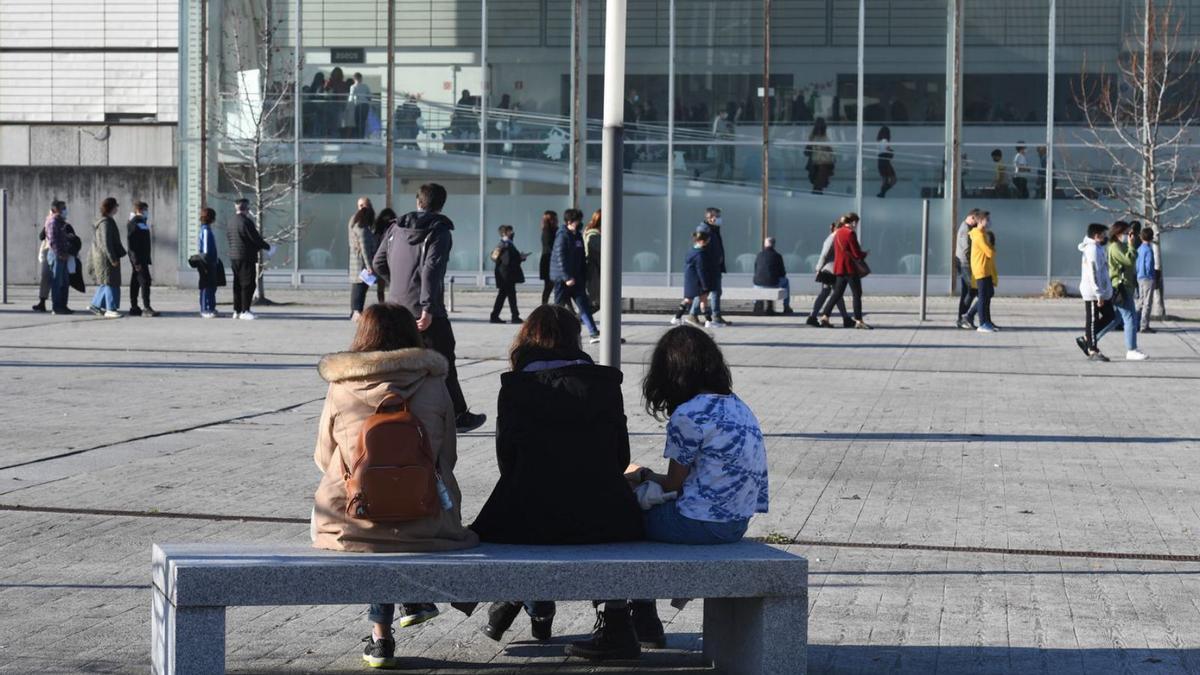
[538,226,555,281]
[372,210,454,318]
[470,348,644,544]
[493,240,525,286]
[705,223,727,275]
[549,224,585,283]
[126,215,152,267]
[683,246,716,299]
[226,212,270,261]
[753,248,786,287]
[87,217,126,287]
[584,229,601,300]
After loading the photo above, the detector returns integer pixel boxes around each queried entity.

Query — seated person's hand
[624,463,648,488]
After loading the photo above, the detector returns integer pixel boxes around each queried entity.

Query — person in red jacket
[818,212,872,329]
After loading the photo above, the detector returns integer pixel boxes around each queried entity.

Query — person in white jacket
[1076,223,1115,362]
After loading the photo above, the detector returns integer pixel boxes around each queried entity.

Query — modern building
[5,0,1200,293]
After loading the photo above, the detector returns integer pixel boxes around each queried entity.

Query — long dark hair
[509,304,582,369]
[350,304,422,352]
[541,210,559,234]
[810,117,828,139]
[642,326,733,420]
[374,208,397,235]
[351,204,376,229]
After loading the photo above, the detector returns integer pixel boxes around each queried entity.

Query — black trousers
[231,258,257,314]
[1085,300,1116,351]
[822,275,863,320]
[129,265,152,309]
[541,279,554,305]
[491,282,519,319]
[810,283,847,320]
[351,282,369,313]
[422,315,468,416]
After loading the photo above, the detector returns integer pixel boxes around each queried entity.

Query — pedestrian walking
[752,237,792,315]
[1076,223,1115,362]
[691,207,729,326]
[1105,221,1147,360]
[807,221,851,327]
[197,207,221,318]
[991,149,1010,198]
[538,210,558,306]
[489,225,526,324]
[226,198,271,320]
[672,230,715,326]
[472,304,644,645]
[372,183,487,433]
[1149,224,1166,320]
[312,303,479,670]
[348,197,377,322]
[818,213,871,329]
[876,126,897,198]
[373,207,395,304]
[955,209,981,329]
[805,118,835,194]
[1137,227,1157,333]
[1012,143,1031,199]
[348,73,371,139]
[964,214,997,333]
[126,201,158,317]
[550,209,602,343]
[33,200,79,314]
[87,197,126,318]
[584,210,602,313]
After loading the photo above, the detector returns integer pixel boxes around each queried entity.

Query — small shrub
[1043,280,1067,299]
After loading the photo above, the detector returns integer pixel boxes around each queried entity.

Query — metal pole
[570,0,586,206]
[386,0,396,209]
[599,0,626,367]
[478,0,489,284]
[760,0,770,241]
[666,0,675,285]
[854,0,865,218]
[293,0,302,287]
[919,199,930,321]
[0,189,7,304]
[199,0,208,208]
[1044,0,1056,283]
[945,0,963,294]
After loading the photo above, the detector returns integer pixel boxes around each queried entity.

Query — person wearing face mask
[1077,223,1115,362]
[691,207,729,327]
[126,201,158,317]
[1103,221,1148,361]
[34,200,80,314]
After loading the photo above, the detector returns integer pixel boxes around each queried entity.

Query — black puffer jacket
[471,348,644,544]
[226,212,270,261]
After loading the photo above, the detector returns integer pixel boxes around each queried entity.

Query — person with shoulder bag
[818,212,871,329]
[87,197,126,318]
[807,221,851,327]
[313,303,479,669]
[489,224,527,324]
[192,207,223,318]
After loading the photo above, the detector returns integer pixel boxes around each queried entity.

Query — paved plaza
[1,286,1199,673]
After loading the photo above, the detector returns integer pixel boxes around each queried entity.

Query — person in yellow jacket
[964,213,997,332]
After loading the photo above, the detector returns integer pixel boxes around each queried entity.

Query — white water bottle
[436,476,454,511]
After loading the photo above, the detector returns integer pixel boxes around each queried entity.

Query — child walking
[671,230,715,326]
[1077,223,1115,362]
[1136,227,1157,333]
[489,224,527,324]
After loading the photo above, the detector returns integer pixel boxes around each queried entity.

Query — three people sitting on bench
[312,303,769,668]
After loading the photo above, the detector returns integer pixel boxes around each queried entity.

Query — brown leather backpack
[342,395,440,522]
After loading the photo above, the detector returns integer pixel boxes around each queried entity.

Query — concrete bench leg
[152,586,226,674]
[702,596,807,675]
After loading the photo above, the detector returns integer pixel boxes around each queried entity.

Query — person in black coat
[752,236,792,315]
[549,208,600,341]
[126,201,158,317]
[226,198,271,319]
[489,224,527,324]
[538,210,558,305]
[471,304,645,644]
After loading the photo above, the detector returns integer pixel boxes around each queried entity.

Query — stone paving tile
[1,287,1200,672]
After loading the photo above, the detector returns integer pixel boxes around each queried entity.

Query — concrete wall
[0,167,179,284]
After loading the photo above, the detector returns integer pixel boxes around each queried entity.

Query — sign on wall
[330,48,365,64]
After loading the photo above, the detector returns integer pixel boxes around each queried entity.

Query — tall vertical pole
[386,0,396,208]
[0,189,7,304]
[665,0,675,284]
[570,0,587,207]
[760,0,770,241]
[293,0,302,285]
[199,0,208,208]
[478,0,489,283]
[1044,0,1056,283]
[599,0,626,367]
[854,0,865,219]
[919,199,930,320]
[945,0,963,293]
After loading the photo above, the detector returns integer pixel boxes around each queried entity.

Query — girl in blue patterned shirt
[635,326,769,544]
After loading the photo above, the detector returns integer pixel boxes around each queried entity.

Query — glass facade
[179,0,1200,290]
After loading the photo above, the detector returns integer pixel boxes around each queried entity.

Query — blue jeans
[1099,290,1138,350]
[690,289,722,318]
[957,263,977,319]
[554,281,598,336]
[91,284,119,311]
[49,257,70,311]
[199,287,217,313]
[966,277,993,327]
[643,501,748,545]
[754,277,791,311]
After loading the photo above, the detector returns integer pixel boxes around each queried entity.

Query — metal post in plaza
[599,0,626,368]
[0,188,7,304]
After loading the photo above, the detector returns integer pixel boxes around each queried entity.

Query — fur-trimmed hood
[318,347,447,383]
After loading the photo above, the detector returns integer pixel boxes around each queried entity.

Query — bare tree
[1067,0,1200,317]
[217,0,307,304]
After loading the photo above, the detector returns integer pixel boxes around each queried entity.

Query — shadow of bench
[151,541,808,674]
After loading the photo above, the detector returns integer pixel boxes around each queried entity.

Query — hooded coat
[312,348,479,553]
[470,348,644,544]
[1078,237,1113,302]
[372,210,454,318]
[87,216,126,287]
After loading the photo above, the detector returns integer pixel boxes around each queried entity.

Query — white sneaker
[200,312,216,319]
[588,334,601,344]
[239,311,257,321]
[976,324,996,333]
[669,317,681,326]
[1126,350,1148,361]
[231,312,241,320]
[705,320,719,328]
[103,310,122,318]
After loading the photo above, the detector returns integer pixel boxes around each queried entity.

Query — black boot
[31,300,47,313]
[530,614,553,642]
[564,606,641,661]
[630,600,666,649]
[480,601,522,642]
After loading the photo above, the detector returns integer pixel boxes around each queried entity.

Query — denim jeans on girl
[643,501,748,545]
[91,284,119,311]
[1098,290,1138,350]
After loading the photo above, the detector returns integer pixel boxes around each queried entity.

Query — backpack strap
[375,394,410,413]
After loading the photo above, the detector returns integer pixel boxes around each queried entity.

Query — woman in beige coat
[312,303,478,668]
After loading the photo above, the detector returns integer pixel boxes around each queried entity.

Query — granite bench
[151,541,808,674]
